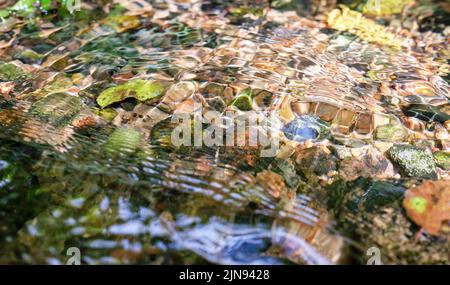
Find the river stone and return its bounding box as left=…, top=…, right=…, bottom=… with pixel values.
left=403, top=104, right=450, bottom=124
left=339, top=148, right=395, bottom=181
left=374, top=123, right=407, bottom=142
left=387, top=145, right=436, bottom=178
left=0, top=63, right=30, bottom=82
left=434, top=151, right=450, bottom=170
left=328, top=179, right=405, bottom=213
left=295, top=146, right=337, bottom=176
left=283, top=115, right=330, bottom=142
left=29, top=93, right=83, bottom=127
left=272, top=158, right=301, bottom=188
left=105, top=127, right=142, bottom=155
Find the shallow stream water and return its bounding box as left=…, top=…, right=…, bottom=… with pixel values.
left=0, top=0, right=449, bottom=264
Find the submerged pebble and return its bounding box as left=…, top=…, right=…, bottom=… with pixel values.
left=0, top=0, right=449, bottom=265
left=104, top=127, right=142, bottom=155
left=387, top=145, right=437, bottom=179
left=283, top=115, right=330, bottom=142
left=374, top=123, right=408, bottom=142
left=29, top=93, right=83, bottom=127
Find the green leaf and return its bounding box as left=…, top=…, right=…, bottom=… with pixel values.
left=230, top=88, right=253, bottom=111
left=96, top=79, right=166, bottom=108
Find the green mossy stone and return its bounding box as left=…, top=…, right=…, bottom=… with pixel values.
left=434, top=151, right=450, bottom=170
left=29, top=93, right=83, bottom=127
left=104, top=128, right=142, bottom=155
left=362, top=181, right=405, bottom=212
left=374, top=124, right=407, bottom=142
left=0, top=63, right=31, bottom=82
left=387, top=145, right=437, bottom=178
left=272, top=158, right=301, bottom=188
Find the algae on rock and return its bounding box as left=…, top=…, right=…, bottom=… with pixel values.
left=387, top=145, right=437, bottom=179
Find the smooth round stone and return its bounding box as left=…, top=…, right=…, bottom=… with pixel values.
left=374, top=123, right=408, bottom=142
left=105, top=127, right=142, bottom=155
left=283, top=115, right=330, bottom=142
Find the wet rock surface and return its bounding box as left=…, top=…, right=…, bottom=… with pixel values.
left=0, top=0, right=448, bottom=265
left=387, top=145, right=437, bottom=179
left=374, top=124, right=408, bottom=142
left=283, top=115, right=330, bottom=142
left=29, top=93, right=83, bottom=127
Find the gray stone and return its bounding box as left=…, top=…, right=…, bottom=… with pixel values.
left=387, top=145, right=436, bottom=178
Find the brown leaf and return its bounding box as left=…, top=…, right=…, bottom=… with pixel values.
left=403, top=180, right=450, bottom=235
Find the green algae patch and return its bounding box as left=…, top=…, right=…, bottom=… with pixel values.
left=434, top=151, right=450, bottom=170
left=230, top=7, right=264, bottom=17
left=0, top=0, right=52, bottom=18
left=92, top=108, right=118, bottom=122
left=102, top=14, right=141, bottom=33
left=407, top=197, right=428, bottom=214
left=0, top=0, right=71, bottom=18
left=0, top=63, right=31, bottom=82
left=27, top=76, right=74, bottom=98
left=362, top=0, right=414, bottom=16
left=96, top=79, right=167, bottom=108
left=327, top=6, right=404, bottom=49
left=16, top=49, right=45, bottom=62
